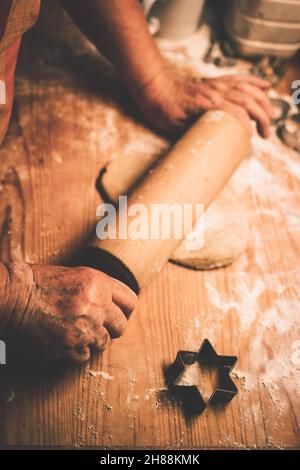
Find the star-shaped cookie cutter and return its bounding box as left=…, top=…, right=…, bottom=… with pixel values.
left=166, top=339, right=238, bottom=415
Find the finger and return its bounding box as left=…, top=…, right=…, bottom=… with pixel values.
left=90, top=325, right=110, bottom=351
left=184, top=97, right=212, bottom=118
left=235, top=75, right=271, bottom=89
left=67, top=321, right=110, bottom=360
left=195, top=83, right=223, bottom=107
left=192, top=93, right=214, bottom=110
left=205, top=75, right=271, bottom=92
left=219, top=101, right=252, bottom=134
left=104, top=303, right=128, bottom=338
left=203, top=77, right=230, bottom=93
left=237, top=83, right=274, bottom=118
left=181, top=86, right=217, bottom=115
left=65, top=342, right=91, bottom=364
left=63, top=317, right=95, bottom=363
left=111, top=277, right=137, bottom=317
left=227, top=92, right=271, bottom=137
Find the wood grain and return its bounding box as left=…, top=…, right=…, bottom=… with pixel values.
left=0, top=1, right=299, bottom=449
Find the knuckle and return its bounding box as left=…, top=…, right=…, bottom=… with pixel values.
left=73, top=316, right=92, bottom=334
left=112, top=317, right=127, bottom=338
left=105, top=306, right=128, bottom=338
left=62, top=327, right=80, bottom=349
left=241, top=95, right=251, bottom=107
left=75, top=265, right=95, bottom=278
left=78, top=270, right=111, bottom=304
left=204, top=90, right=221, bottom=106
left=97, top=329, right=110, bottom=351
left=63, top=318, right=91, bottom=346
left=73, top=344, right=91, bottom=364
left=76, top=266, right=106, bottom=286
left=238, top=107, right=249, bottom=119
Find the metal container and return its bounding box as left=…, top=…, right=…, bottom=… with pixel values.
left=147, top=0, right=205, bottom=39
left=227, top=0, right=300, bottom=57
left=225, top=32, right=300, bottom=57
left=279, top=114, right=300, bottom=152
left=228, top=7, right=300, bottom=43
left=240, top=0, right=300, bottom=23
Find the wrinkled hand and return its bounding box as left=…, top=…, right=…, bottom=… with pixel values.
left=4, top=263, right=137, bottom=364
left=136, top=68, right=273, bottom=138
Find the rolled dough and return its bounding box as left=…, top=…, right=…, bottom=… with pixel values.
left=97, top=154, right=249, bottom=271
left=171, top=184, right=249, bottom=270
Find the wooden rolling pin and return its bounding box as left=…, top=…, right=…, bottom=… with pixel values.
left=81, top=110, right=251, bottom=293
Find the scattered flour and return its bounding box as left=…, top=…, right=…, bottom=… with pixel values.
left=205, top=276, right=266, bottom=331
left=202, top=110, right=226, bottom=122
left=5, top=389, right=15, bottom=403
left=204, top=269, right=300, bottom=400
left=86, top=369, right=114, bottom=380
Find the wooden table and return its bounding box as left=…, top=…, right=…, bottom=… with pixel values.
left=0, top=2, right=299, bottom=449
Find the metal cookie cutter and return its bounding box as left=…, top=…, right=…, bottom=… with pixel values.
left=166, top=339, right=238, bottom=416
left=278, top=114, right=300, bottom=153
left=270, top=98, right=291, bottom=126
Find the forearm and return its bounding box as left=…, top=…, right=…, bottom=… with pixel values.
left=0, top=262, right=33, bottom=335
left=60, top=0, right=166, bottom=99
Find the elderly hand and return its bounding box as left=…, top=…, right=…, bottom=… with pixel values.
left=136, top=68, right=273, bottom=138
left=1, top=263, right=137, bottom=364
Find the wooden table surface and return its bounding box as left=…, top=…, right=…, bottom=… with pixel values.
left=0, top=2, right=299, bottom=449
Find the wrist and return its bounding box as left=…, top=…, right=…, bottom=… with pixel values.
left=0, top=262, right=34, bottom=335
left=129, top=64, right=171, bottom=108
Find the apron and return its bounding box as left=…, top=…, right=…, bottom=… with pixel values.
left=0, top=0, right=40, bottom=144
